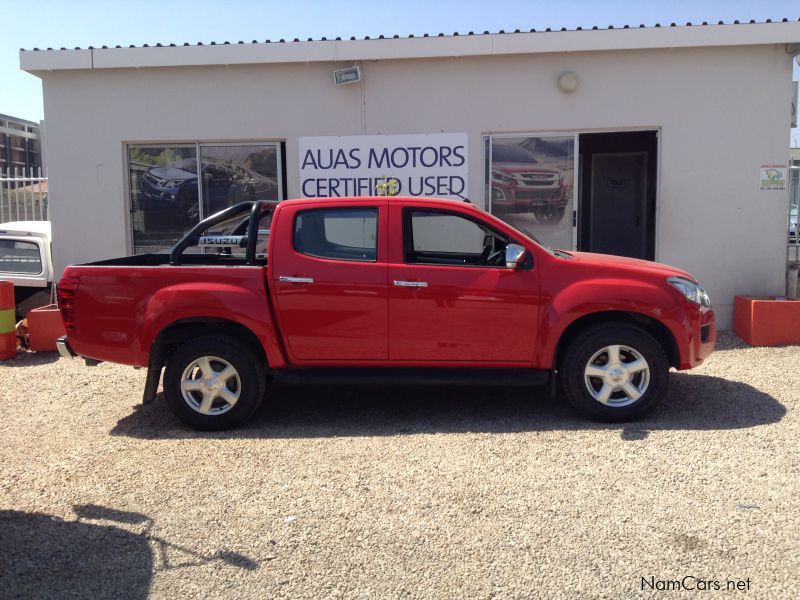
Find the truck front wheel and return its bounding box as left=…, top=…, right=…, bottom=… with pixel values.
left=163, top=335, right=266, bottom=430
left=559, top=323, right=669, bottom=422
left=532, top=205, right=565, bottom=223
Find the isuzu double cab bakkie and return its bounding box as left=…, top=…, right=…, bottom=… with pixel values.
left=56, top=197, right=715, bottom=430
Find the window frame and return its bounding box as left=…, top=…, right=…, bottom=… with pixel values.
left=293, top=206, right=379, bottom=263
left=402, top=207, right=511, bottom=269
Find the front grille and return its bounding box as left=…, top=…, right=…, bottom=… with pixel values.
left=518, top=173, right=556, bottom=186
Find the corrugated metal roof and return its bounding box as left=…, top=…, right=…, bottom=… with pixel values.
left=18, top=18, right=800, bottom=52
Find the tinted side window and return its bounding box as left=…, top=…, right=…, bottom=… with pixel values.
left=294, top=208, right=377, bottom=262
left=406, top=210, right=509, bottom=267
left=411, top=212, right=485, bottom=254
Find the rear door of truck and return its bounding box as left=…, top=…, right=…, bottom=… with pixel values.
left=268, top=199, right=389, bottom=362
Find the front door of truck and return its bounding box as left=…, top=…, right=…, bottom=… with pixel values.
left=270, top=201, right=388, bottom=361
left=388, top=205, right=540, bottom=363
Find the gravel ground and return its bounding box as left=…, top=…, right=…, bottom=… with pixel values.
left=1, top=332, right=798, bottom=599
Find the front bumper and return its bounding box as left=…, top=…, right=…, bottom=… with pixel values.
left=56, top=335, right=77, bottom=358
left=696, top=309, right=716, bottom=362
left=679, top=308, right=716, bottom=369
left=492, top=184, right=567, bottom=211
left=513, top=187, right=566, bottom=208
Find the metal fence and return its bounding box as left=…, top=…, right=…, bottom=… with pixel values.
left=0, top=167, right=48, bottom=223
left=788, top=165, right=799, bottom=258
left=788, top=165, right=800, bottom=296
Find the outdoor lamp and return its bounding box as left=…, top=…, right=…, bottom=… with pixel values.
left=557, top=71, right=579, bottom=93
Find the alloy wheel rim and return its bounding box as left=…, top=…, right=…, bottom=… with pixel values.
left=180, top=356, right=241, bottom=416
left=584, top=344, right=650, bottom=407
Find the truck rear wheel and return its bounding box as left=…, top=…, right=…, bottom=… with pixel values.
left=163, top=335, right=266, bottom=431
left=559, top=323, right=669, bottom=422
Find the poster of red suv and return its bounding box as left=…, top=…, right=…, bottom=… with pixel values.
left=489, top=135, right=574, bottom=250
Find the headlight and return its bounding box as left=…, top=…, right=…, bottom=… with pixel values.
left=667, top=276, right=711, bottom=308
left=493, top=170, right=516, bottom=184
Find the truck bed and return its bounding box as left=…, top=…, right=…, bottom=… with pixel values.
left=62, top=260, right=271, bottom=367
left=86, top=253, right=267, bottom=268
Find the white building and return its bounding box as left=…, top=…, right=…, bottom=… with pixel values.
left=20, top=20, right=800, bottom=327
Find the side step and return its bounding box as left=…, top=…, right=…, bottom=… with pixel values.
left=272, top=367, right=550, bottom=388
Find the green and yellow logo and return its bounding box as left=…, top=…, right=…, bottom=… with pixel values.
left=375, top=177, right=400, bottom=196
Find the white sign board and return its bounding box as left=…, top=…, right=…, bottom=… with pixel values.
left=759, top=164, right=787, bottom=191
left=299, top=133, right=468, bottom=200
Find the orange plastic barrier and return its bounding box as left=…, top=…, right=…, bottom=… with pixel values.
left=733, top=295, right=800, bottom=346
left=0, top=281, right=16, bottom=360
left=27, top=304, right=66, bottom=352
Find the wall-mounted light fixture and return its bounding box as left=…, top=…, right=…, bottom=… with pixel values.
left=557, top=71, right=579, bottom=93
left=334, top=65, right=362, bottom=85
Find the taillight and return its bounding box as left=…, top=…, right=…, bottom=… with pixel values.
left=57, top=276, right=80, bottom=334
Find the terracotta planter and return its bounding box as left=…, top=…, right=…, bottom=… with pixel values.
left=733, top=295, right=800, bottom=346
left=27, top=304, right=66, bottom=352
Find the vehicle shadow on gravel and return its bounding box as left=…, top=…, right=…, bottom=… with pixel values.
left=0, top=505, right=258, bottom=600
left=0, top=507, right=152, bottom=599
left=111, top=372, right=785, bottom=441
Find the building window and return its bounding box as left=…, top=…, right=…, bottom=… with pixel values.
left=484, top=134, right=576, bottom=250
left=127, top=142, right=283, bottom=254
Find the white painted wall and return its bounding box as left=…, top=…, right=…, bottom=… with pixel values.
left=37, top=44, right=793, bottom=327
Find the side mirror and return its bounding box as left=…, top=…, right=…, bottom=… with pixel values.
left=505, top=243, right=527, bottom=270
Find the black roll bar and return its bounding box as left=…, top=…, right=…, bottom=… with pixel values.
left=169, top=200, right=267, bottom=266
left=246, top=201, right=265, bottom=265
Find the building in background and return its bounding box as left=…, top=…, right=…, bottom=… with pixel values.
left=19, top=20, right=800, bottom=327
left=0, top=113, right=42, bottom=175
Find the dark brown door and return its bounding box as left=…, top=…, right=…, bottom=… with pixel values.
left=590, top=152, right=647, bottom=258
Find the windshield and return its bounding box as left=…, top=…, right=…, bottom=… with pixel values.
left=506, top=224, right=571, bottom=258
left=0, top=239, right=43, bottom=274
left=173, top=158, right=198, bottom=174
left=492, top=144, right=539, bottom=164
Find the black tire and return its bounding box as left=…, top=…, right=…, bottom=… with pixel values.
left=532, top=205, right=566, bottom=224
left=559, top=323, right=669, bottom=422
left=163, top=335, right=266, bottom=431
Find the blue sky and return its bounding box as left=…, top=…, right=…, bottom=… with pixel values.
left=3, top=0, right=799, bottom=144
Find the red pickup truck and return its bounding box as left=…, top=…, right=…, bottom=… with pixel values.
left=56, top=197, right=715, bottom=430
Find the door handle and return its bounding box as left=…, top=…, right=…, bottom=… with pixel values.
left=279, top=276, right=314, bottom=284
left=393, top=280, right=428, bottom=288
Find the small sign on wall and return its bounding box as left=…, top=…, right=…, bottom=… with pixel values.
left=759, top=164, right=787, bottom=191
left=607, top=176, right=629, bottom=188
